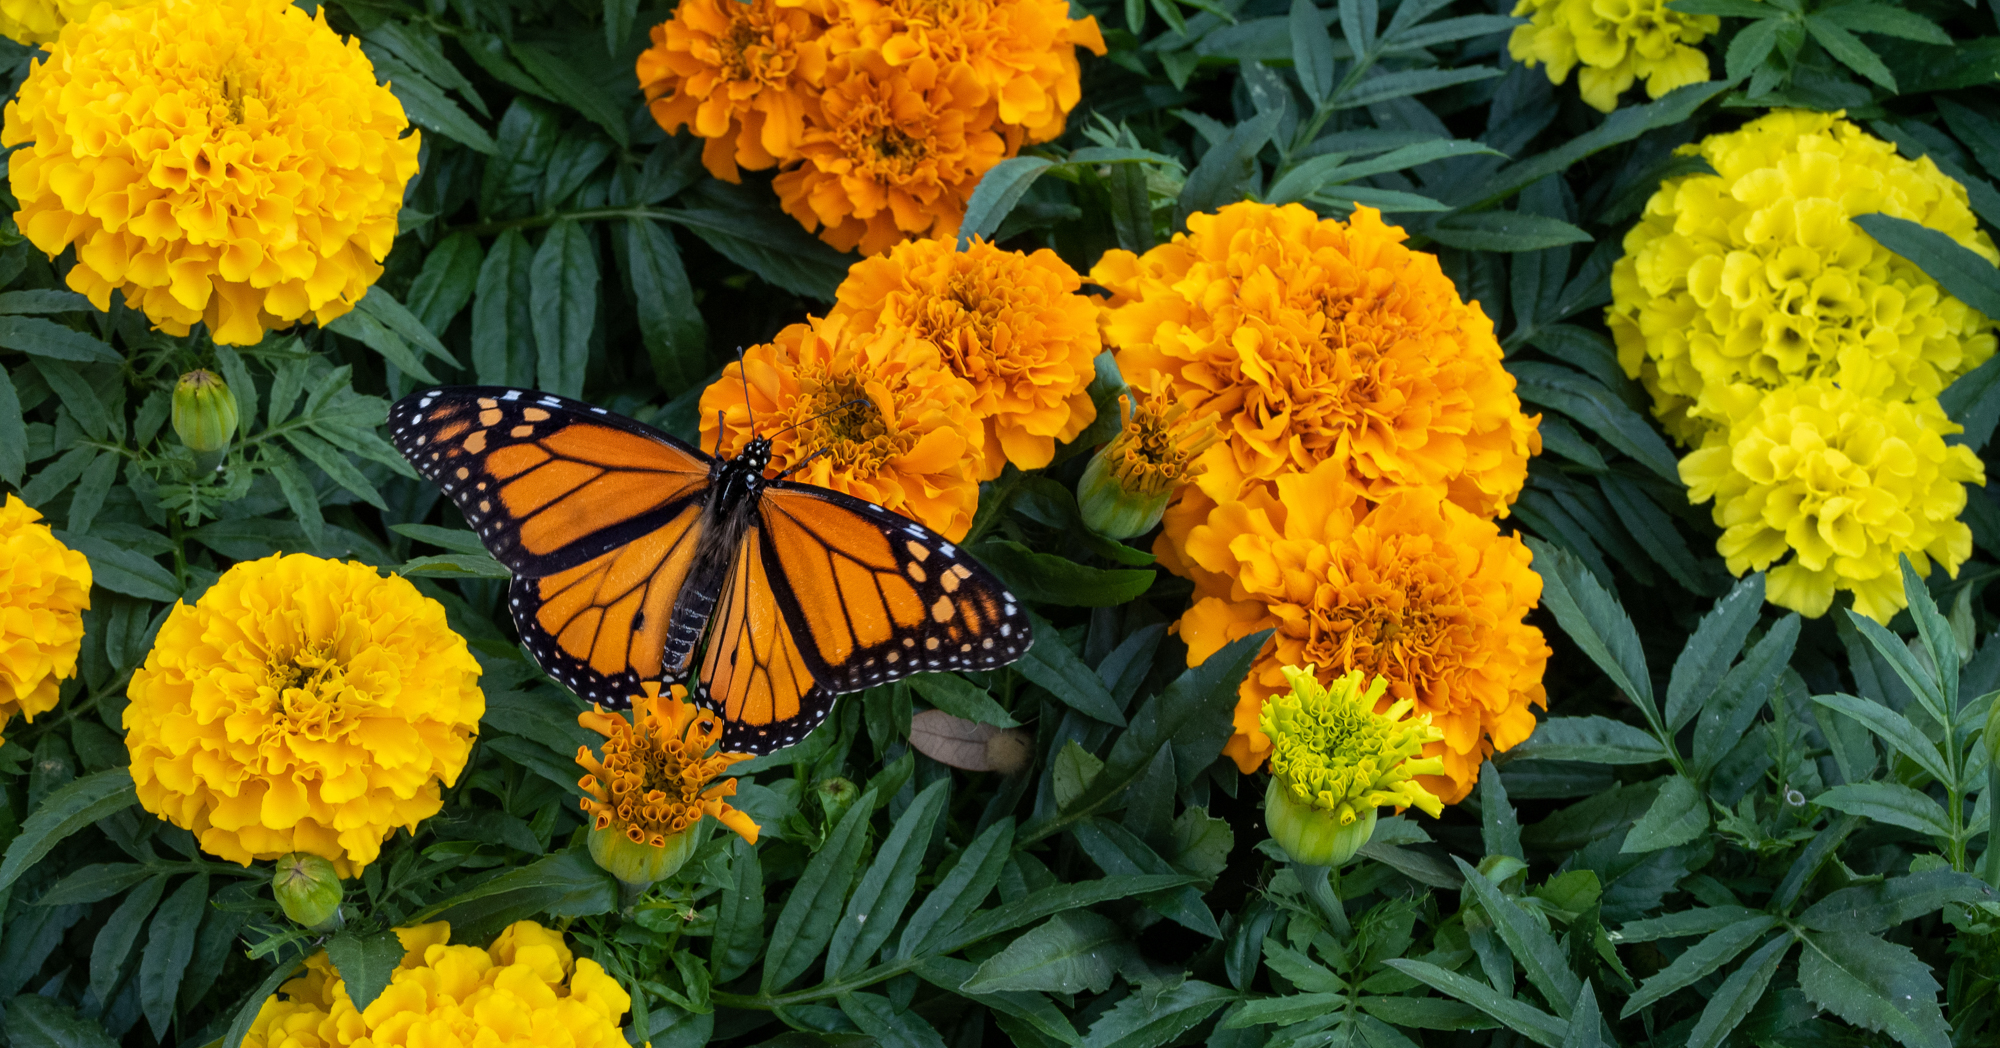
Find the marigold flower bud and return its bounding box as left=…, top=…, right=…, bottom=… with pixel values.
left=1266, top=777, right=1378, bottom=867
left=589, top=818, right=704, bottom=892
left=172, top=370, right=238, bottom=469
left=1078, top=379, right=1218, bottom=540
left=816, top=777, right=859, bottom=824
left=272, top=852, right=344, bottom=931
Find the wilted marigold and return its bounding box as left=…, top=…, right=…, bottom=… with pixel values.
left=831, top=236, right=1100, bottom=477
left=1680, top=379, right=1984, bottom=622
left=242, top=920, right=633, bottom=1048
left=0, top=495, right=91, bottom=746
left=636, top=0, right=829, bottom=182
left=773, top=51, right=1005, bottom=254
left=0, top=0, right=144, bottom=45
left=1610, top=110, right=1999, bottom=446
left=1508, top=0, right=1717, bottom=113
left=702, top=312, right=985, bottom=540
left=2, top=0, right=421, bottom=346
left=124, top=554, right=483, bottom=876
left=1179, top=459, right=1550, bottom=804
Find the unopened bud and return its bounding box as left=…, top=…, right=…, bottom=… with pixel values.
left=272, top=853, right=344, bottom=931
left=173, top=370, right=238, bottom=469
left=1264, top=776, right=1377, bottom=868
left=1076, top=380, right=1217, bottom=540
left=816, top=777, right=859, bottom=825
left=588, top=820, right=701, bottom=898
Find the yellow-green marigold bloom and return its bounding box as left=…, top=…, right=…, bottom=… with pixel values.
left=0, top=494, right=91, bottom=747
left=1262, top=665, right=1446, bottom=859
left=1610, top=110, right=2000, bottom=447
left=1508, top=0, right=1718, bottom=113
left=0, top=0, right=145, bottom=45
left=2, top=0, right=421, bottom=345
left=1680, top=379, right=1985, bottom=622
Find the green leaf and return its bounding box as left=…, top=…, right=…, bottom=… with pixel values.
left=36, top=863, right=153, bottom=907
left=1455, top=857, right=1583, bottom=1018
left=0, top=316, right=120, bottom=364
left=763, top=787, right=879, bottom=992
left=976, top=540, right=1154, bottom=607
left=1467, top=80, right=1733, bottom=211
left=1895, top=557, right=1958, bottom=713
left=1523, top=538, right=1655, bottom=714
left=268, top=454, right=326, bottom=553
left=32, top=359, right=110, bottom=440
left=1080, top=979, right=1234, bottom=1048
left=962, top=911, right=1125, bottom=994
left=958, top=157, right=1058, bottom=248
left=664, top=194, right=849, bottom=301
left=827, top=780, right=948, bottom=978
left=1842, top=611, right=1948, bottom=726
left=1664, top=574, right=1765, bottom=731
left=1691, top=614, right=1799, bottom=778
left=4, top=995, right=120, bottom=1048
left=411, top=847, right=617, bottom=943
left=1073, top=819, right=1219, bottom=937
left=711, top=836, right=765, bottom=983
left=1383, top=960, right=1569, bottom=1047
left=139, top=874, right=207, bottom=1039
left=1796, top=930, right=1949, bottom=1048
left=916, top=956, right=1080, bottom=1045
left=507, top=42, right=630, bottom=147
left=623, top=220, right=709, bottom=395
left=1684, top=931, right=1793, bottom=1048
left=1613, top=905, right=1762, bottom=944
left=531, top=221, right=599, bottom=400
left=899, top=817, right=1012, bottom=957
left=214, top=346, right=258, bottom=441
left=1560, top=982, right=1603, bottom=1048
left=1855, top=213, right=2000, bottom=338
left=357, top=287, right=460, bottom=371
left=1177, top=111, right=1282, bottom=226
left=1725, top=16, right=1782, bottom=81
left=325, top=929, right=406, bottom=1013
left=1798, top=869, right=1997, bottom=933
left=1810, top=693, right=1952, bottom=787
left=65, top=451, right=116, bottom=536
left=1017, top=613, right=1127, bottom=725
left=1506, top=716, right=1666, bottom=765
left=1290, top=0, right=1335, bottom=104
left=1511, top=363, right=1679, bottom=482
left=221, top=959, right=303, bottom=1048
left=407, top=232, right=484, bottom=338
left=839, top=992, right=949, bottom=1048
left=472, top=228, right=537, bottom=387
left=1621, top=774, right=1708, bottom=853
left=373, top=52, right=498, bottom=154
left=1815, top=2, right=1949, bottom=44
left=949, top=874, right=1199, bottom=948
left=287, top=430, right=386, bottom=510
left=1356, top=996, right=1496, bottom=1032
left=1620, top=915, right=1777, bottom=1017
left=907, top=673, right=1018, bottom=727
left=1937, top=97, right=2000, bottom=182
left=362, top=22, right=487, bottom=115
left=327, top=301, right=438, bottom=383
left=62, top=534, right=180, bottom=602
left=1814, top=782, right=1953, bottom=837
left=604, top=0, right=641, bottom=52
left=399, top=552, right=513, bottom=580
left=1426, top=211, right=1593, bottom=252
left=0, top=769, right=137, bottom=895
left=89, top=873, right=167, bottom=1010
left=1333, top=66, right=1502, bottom=110
left=0, top=367, right=23, bottom=487
left=1803, top=14, right=1896, bottom=88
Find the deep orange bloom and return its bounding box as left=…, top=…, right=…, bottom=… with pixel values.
left=831, top=237, right=1100, bottom=477
left=577, top=682, right=759, bottom=848
left=635, top=0, right=829, bottom=182
left=1178, top=460, right=1550, bottom=804
left=700, top=312, right=984, bottom=539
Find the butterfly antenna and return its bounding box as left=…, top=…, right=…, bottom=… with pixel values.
left=773, top=444, right=837, bottom=482
left=737, top=345, right=755, bottom=438
left=766, top=397, right=870, bottom=444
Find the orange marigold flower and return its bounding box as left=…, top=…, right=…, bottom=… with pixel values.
left=636, top=0, right=830, bottom=182
left=826, top=0, right=1105, bottom=144
left=2, top=0, right=421, bottom=345
left=577, top=681, right=760, bottom=854
left=1177, top=459, right=1550, bottom=804
left=700, top=312, right=984, bottom=539
left=831, top=236, right=1100, bottom=477
left=773, top=51, right=1006, bottom=255
left=1092, top=202, right=1541, bottom=580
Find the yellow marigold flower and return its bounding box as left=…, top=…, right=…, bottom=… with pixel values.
left=1680, top=379, right=1985, bottom=622
left=636, top=0, right=830, bottom=183
left=773, top=50, right=1007, bottom=255
left=1610, top=110, right=2000, bottom=447
left=701, top=312, right=985, bottom=540
left=0, top=494, right=91, bottom=747
left=831, top=236, right=1100, bottom=477
left=124, top=554, right=483, bottom=876
left=2, top=0, right=421, bottom=346
left=0, top=0, right=144, bottom=45
left=1077, top=375, right=1219, bottom=539
left=241, top=920, right=633, bottom=1048
left=825, top=0, right=1105, bottom=145
left=1507, top=0, right=1718, bottom=113
left=1266, top=665, right=1445, bottom=814
left=1178, top=459, right=1550, bottom=804
left=1093, top=202, right=1540, bottom=579
left=577, top=681, right=758, bottom=886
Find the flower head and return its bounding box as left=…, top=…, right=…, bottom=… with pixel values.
left=272, top=852, right=344, bottom=930
left=1508, top=0, right=1717, bottom=112
left=173, top=369, right=239, bottom=456
left=1611, top=111, right=1999, bottom=446
left=0, top=0, right=144, bottom=45
left=1264, top=665, right=1446, bottom=824
left=0, top=495, right=91, bottom=746
left=2, top=0, right=421, bottom=345
left=772, top=50, right=1006, bottom=254
left=576, top=681, right=759, bottom=884
left=1680, top=379, right=1984, bottom=621
left=1093, top=202, right=1540, bottom=578
left=1178, top=459, right=1550, bottom=803
left=831, top=236, right=1101, bottom=477
left=1078, top=375, right=1219, bottom=539
left=636, top=0, right=830, bottom=182
left=241, top=920, right=633, bottom=1048
left=700, top=312, right=985, bottom=539
left=124, top=554, right=483, bottom=876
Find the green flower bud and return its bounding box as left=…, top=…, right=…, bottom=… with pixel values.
left=816, top=776, right=859, bottom=825
left=1266, top=775, right=1377, bottom=867
left=1077, top=382, right=1218, bottom=540
left=173, top=369, right=239, bottom=469
left=272, top=853, right=344, bottom=931
left=589, top=818, right=702, bottom=895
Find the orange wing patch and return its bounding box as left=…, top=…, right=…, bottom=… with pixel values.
left=700, top=525, right=821, bottom=751
left=533, top=504, right=705, bottom=682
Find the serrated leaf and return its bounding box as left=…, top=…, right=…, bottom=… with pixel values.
left=4, top=995, right=120, bottom=1048
left=1523, top=538, right=1655, bottom=713
left=1797, top=930, right=1949, bottom=1048
left=507, top=42, right=630, bottom=147
left=1177, top=111, right=1282, bottom=226
left=1427, top=211, right=1592, bottom=252
left=89, top=873, right=167, bottom=1010
left=826, top=780, right=948, bottom=978
left=325, top=929, right=405, bottom=1013
left=839, top=991, right=949, bottom=1048
left=1511, top=362, right=1680, bottom=481
left=0, top=368, right=23, bottom=487
left=1691, top=614, right=1799, bottom=777
left=531, top=220, right=598, bottom=400
left=623, top=220, right=708, bottom=395
left=958, top=157, right=1058, bottom=248
left=962, top=911, right=1126, bottom=994
left=762, top=787, right=879, bottom=992
left=1081, top=978, right=1234, bottom=1048
left=0, top=316, right=120, bottom=364
left=373, top=53, right=497, bottom=154
left=1018, top=614, right=1126, bottom=726
left=977, top=540, right=1154, bottom=608
left=287, top=430, right=386, bottom=510
left=1665, top=575, right=1766, bottom=731
left=907, top=674, right=1018, bottom=728
left=1455, top=857, right=1583, bottom=1017
left=0, top=769, right=137, bottom=894
left=1685, top=931, right=1792, bottom=1048
left=1290, top=0, right=1335, bottom=104
left=409, top=847, right=616, bottom=944
left=711, top=836, right=765, bottom=983
left=1507, top=716, right=1666, bottom=765
left=1383, top=960, right=1569, bottom=1047
left=1333, top=66, right=1502, bottom=110
left=900, top=818, right=1012, bottom=957
left=1621, top=915, right=1777, bottom=1017
left=1612, top=905, right=1761, bottom=944
left=1810, top=693, right=1952, bottom=787
left=1798, top=869, right=1997, bottom=933
left=138, top=874, right=207, bottom=1039
left=1814, top=782, right=1953, bottom=838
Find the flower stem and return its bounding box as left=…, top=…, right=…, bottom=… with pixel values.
left=1297, top=862, right=1350, bottom=938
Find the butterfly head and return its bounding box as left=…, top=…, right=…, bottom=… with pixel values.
left=735, top=436, right=773, bottom=474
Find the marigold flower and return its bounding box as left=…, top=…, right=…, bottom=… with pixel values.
left=1680, top=379, right=1985, bottom=622
left=577, top=681, right=758, bottom=886
left=2, top=0, right=421, bottom=345
left=701, top=312, right=985, bottom=540
left=1094, top=202, right=1540, bottom=579
left=0, top=495, right=91, bottom=747
left=1507, top=0, right=1717, bottom=112
left=636, top=0, right=830, bottom=182
left=773, top=50, right=1006, bottom=254
left=124, top=554, right=483, bottom=876
left=1077, top=375, right=1219, bottom=539
left=1610, top=111, right=1999, bottom=446
left=831, top=236, right=1100, bottom=477
left=825, top=0, right=1105, bottom=144
left=241, top=920, right=633, bottom=1048
left=0, top=0, right=144, bottom=45
left=1178, top=460, right=1550, bottom=803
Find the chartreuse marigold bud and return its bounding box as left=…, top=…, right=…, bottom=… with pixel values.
left=816, top=777, right=859, bottom=825
left=173, top=370, right=239, bottom=470
left=272, top=852, right=344, bottom=931
left=576, top=682, right=760, bottom=893
left=1261, top=665, right=1445, bottom=866
left=1078, top=376, right=1219, bottom=539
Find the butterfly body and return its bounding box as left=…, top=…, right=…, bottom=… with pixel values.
left=391, top=386, right=1030, bottom=753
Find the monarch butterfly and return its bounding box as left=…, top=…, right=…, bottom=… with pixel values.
left=389, top=386, right=1032, bottom=754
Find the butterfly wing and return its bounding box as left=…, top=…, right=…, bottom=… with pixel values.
left=390, top=387, right=717, bottom=707
left=696, top=516, right=833, bottom=754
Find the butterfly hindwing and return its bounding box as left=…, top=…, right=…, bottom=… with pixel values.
left=696, top=519, right=835, bottom=753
